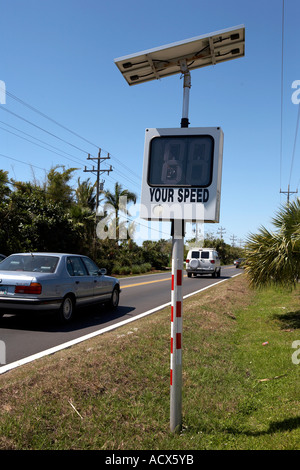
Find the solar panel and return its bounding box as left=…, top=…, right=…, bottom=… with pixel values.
left=114, top=25, right=245, bottom=86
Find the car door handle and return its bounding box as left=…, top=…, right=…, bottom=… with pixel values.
left=75, top=281, right=80, bottom=284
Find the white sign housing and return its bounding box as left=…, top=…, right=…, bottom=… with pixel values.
left=140, top=127, right=224, bottom=223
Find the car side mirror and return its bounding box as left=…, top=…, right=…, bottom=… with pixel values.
left=99, top=268, right=107, bottom=275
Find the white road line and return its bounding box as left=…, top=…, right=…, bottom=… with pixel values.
left=0, top=273, right=241, bottom=375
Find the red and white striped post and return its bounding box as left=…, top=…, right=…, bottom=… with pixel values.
left=170, top=221, right=184, bottom=433
left=170, top=62, right=190, bottom=433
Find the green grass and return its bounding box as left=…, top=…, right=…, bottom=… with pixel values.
left=0, top=275, right=300, bottom=450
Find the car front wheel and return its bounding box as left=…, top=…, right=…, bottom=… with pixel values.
left=109, top=287, right=119, bottom=309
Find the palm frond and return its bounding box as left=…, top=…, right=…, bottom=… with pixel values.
left=245, top=198, right=300, bottom=288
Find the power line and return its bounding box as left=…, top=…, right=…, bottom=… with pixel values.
left=0, top=124, right=88, bottom=168
left=1, top=89, right=143, bottom=204
left=0, top=120, right=141, bottom=191
left=125, top=214, right=171, bottom=238
left=5, top=89, right=100, bottom=149
left=278, top=0, right=299, bottom=199
left=0, top=152, right=47, bottom=172
left=0, top=119, right=83, bottom=159
left=0, top=106, right=92, bottom=156
left=4, top=89, right=141, bottom=181
left=288, top=103, right=300, bottom=188
left=280, top=0, right=285, bottom=193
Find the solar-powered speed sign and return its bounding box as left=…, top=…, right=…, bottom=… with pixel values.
left=140, top=126, right=224, bottom=223
left=114, top=24, right=244, bottom=435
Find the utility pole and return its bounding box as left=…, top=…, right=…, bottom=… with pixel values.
left=84, top=149, right=113, bottom=213
left=217, top=226, right=226, bottom=240
left=280, top=185, right=298, bottom=204
left=84, top=150, right=113, bottom=257
left=230, top=234, right=237, bottom=247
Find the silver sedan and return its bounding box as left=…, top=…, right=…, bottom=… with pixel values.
left=0, top=253, right=121, bottom=323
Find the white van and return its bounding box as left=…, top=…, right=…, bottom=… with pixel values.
left=186, top=248, right=221, bottom=278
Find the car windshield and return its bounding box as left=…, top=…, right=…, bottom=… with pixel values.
left=0, top=255, right=59, bottom=273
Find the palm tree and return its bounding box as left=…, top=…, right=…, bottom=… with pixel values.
left=245, top=198, right=300, bottom=288
left=75, top=177, right=96, bottom=211
left=101, top=182, right=137, bottom=241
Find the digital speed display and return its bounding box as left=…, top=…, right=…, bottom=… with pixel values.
left=140, top=127, right=223, bottom=222
left=147, top=135, right=214, bottom=187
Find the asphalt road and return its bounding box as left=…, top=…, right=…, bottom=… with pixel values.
left=0, top=265, right=241, bottom=370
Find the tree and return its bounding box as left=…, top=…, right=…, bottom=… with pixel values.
left=75, top=177, right=96, bottom=211
left=142, top=239, right=170, bottom=269
left=245, top=198, right=300, bottom=288
left=0, top=170, right=11, bottom=202
left=46, top=165, right=77, bottom=207
left=101, top=182, right=137, bottom=241
left=0, top=177, right=84, bottom=254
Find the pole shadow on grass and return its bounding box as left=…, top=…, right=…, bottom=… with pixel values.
left=272, top=310, right=300, bottom=330
left=225, top=416, right=300, bottom=437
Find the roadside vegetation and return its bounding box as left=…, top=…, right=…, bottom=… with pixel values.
left=1, top=274, right=300, bottom=450
left=0, top=168, right=170, bottom=273
left=245, top=198, right=300, bottom=288
left=0, top=167, right=244, bottom=275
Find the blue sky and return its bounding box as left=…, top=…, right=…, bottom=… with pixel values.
left=1, top=0, right=300, bottom=246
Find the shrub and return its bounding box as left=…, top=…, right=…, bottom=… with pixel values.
left=112, top=263, right=122, bottom=274
left=141, top=262, right=151, bottom=272
left=119, top=265, right=131, bottom=275
left=142, top=240, right=170, bottom=269
left=131, top=265, right=142, bottom=274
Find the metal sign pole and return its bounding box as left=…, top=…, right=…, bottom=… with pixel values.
left=180, top=60, right=191, bottom=128
left=170, top=62, right=191, bottom=433
left=170, top=220, right=184, bottom=433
